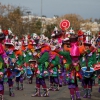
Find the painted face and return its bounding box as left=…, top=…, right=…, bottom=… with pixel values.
left=97, top=41, right=100, bottom=46
left=63, top=44, right=68, bottom=51
left=73, top=62, right=78, bottom=66
left=84, top=45, right=90, bottom=51
left=33, top=33, right=38, bottom=40
left=30, top=63, right=35, bottom=68
left=0, top=74, right=3, bottom=79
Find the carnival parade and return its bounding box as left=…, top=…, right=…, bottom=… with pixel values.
left=0, top=17, right=100, bottom=100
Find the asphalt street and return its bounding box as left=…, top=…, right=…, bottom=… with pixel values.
left=3, top=78, right=100, bottom=100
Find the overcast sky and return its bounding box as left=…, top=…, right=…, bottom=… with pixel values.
left=0, top=0, right=100, bottom=19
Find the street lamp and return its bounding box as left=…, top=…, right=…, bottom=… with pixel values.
left=41, top=0, right=42, bottom=19
left=26, top=11, right=31, bottom=34
left=41, top=0, right=43, bottom=34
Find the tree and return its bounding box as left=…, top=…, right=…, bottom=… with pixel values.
left=45, top=24, right=57, bottom=38
left=0, top=3, right=98, bottom=38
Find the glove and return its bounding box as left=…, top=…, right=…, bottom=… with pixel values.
left=88, top=52, right=92, bottom=56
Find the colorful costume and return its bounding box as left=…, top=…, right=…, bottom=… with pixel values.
left=55, top=34, right=82, bottom=100
left=49, top=51, right=60, bottom=91
left=81, top=66, right=95, bottom=98
left=0, top=31, right=8, bottom=99
left=32, top=43, right=50, bottom=97
left=81, top=40, right=97, bottom=98
left=15, top=67, right=24, bottom=90
left=0, top=72, right=4, bottom=100
left=4, top=34, right=16, bottom=96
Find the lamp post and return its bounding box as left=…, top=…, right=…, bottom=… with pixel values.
left=41, top=0, right=42, bottom=19
left=26, top=11, right=31, bottom=34
left=41, top=0, right=43, bottom=34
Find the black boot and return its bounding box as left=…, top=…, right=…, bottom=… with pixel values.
left=70, top=95, right=75, bottom=100
left=98, top=86, right=100, bottom=92
left=87, top=88, right=91, bottom=98
left=31, top=88, right=41, bottom=97
left=54, top=84, right=59, bottom=91
left=83, top=89, right=88, bottom=98
left=49, top=83, right=54, bottom=91
left=16, top=82, right=19, bottom=90
left=9, top=87, right=14, bottom=97
left=30, top=76, right=33, bottom=84
left=30, top=79, right=32, bottom=84
left=41, top=88, right=49, bottom=97
left=76, top=91, right=81, bottom=100
left=20, top=83, right=23, bottom=90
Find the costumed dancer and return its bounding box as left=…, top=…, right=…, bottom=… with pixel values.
left=15, top=47, right=24, bottom=90
left=22, top=35, right=34, bottom=84
left=14, top=37, right=24, bottom=90
left=67, top=34, right=82, bottom=100
left=50, top=27, right=66, bottom=87
left=0, top=28, right=14, bottom=97
left=0, top=72, right=4, bottom=100
left=94, top=63, right=100, bottom=93
left=4, top=32, right=19, bottom=97
left=15, top=65, right=24, bottom=90
left=81, top=63, right=95, bottom=98
left=25, top=62, right=33, bottom=84
left=29, top=60, right=37, bottom=84
left=55, top=33, right=82, bottom=100
left=81, top=40, right=97, bottom=98
left=61, top=33, right=71, bottom=86
left=0, top=29, right=5, bottom=100
left=58, top=56, right=66, bottom=87
left=94, top=32, right=100, bottom=92
left=31, top=35, right=50, bottom=97
left=26, top=35, right=36, bottom=84
left=49, top=46, right=60, bottom=91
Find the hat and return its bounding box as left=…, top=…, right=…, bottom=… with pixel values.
left=0, top=33, right=5, bottom=41
left=23, top=40, right=28, bottom=46
left=32, top=33, right=39, bottom=40
left=14, top=41, right=22, bottom=51
left=62, top=38, right=70, bottom=45
left=0, top=27, right=5, bottom=41
left=5, top=38, right=14, bottom=46
left=8, top=28, right=13, bottom=35
left=63, top=37, right=70, bottom=42
left=51, top=26, right=61, bottom=38
left=2, top=30, right=8, bottom=36
left=84, top=30, right=91, bottom=36
left=15, top=36, right=18, bottom=41
left=69, top=27, right=75, bottom=34
left=29, top=59, right=36, bottom=63
left=41, top=45, right=51, bottom=53
left=70, top=34, right=78, bottom=43
left=84, top=40, right=91, bottom=46
left=96, top=38, right=100, bottom=43
left=77, top=30, right=84, bottom=36
left=39, top=35, right=49, bottom=45
left=97, top=32, right=100, bottom=39
left=28, top=39, right=36, bottom=45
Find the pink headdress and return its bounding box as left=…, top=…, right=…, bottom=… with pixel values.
left=70, top=42, right=80, bottom=57
left=0, top=72, right=3, bottom=75
left=70, top=34, right=80, bottom=62
left=0, top=43, right=4, bottom=54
